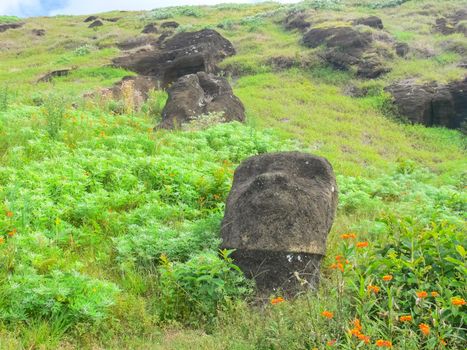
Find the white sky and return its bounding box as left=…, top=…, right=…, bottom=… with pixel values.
left=1, top=0, right=300, bottom=17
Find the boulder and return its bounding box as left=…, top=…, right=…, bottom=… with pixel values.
left=303, top=26, right=372, bottom=50
left=221, top=152, right=338, bottom=295
left=386, top=78, right=467, bottom=129
left=88, top=20, right=103, bottom=28
left=0, top=22, right=24, bottom=33
left=161, top=21, right=179, bottom=29
left=158, top=72, right=245, bottom=129
left=113, top=29, right=236, bottom=87
left=283, top=12, right=311, bottom=32
left=32, top=29, right=46, bottom=36
left=37, top=69, right=73, bottom=83
left=142, top=23, right=158, bottom=34
left=84, top=16, right=98, bottom=23
left=354, top=16, right=384, bottom=29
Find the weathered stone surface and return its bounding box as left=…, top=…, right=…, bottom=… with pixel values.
left=0, top=22, right=24, bottom=33
left=84, top=16, right=98, bottom=23
left=354, top=16, right=384, bottom=29
left=88, top=20, right=103, bottom=28
left=221, top=152, right=338, bottom=294
left=158, top=72, right=245, bottom=129
left=302, top=25, right=394, bottom=78
left=113, top=29, right=235, bottom=87
left=283, top=11, right=311, bottom=32
left=142, top=23, right=158, bottom=34
left=37, top=69, right=73, bottom=83
left=386, top=77, right=467, bottom=129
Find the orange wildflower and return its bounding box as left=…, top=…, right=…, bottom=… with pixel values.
left=353, top=319, right=362, bottom=331
left=335, top=255, right=343, bottom=261
left=271, top=297, right=285, bottom=305
left=440, top=339, right=447, bottom=347
left=431, top=291, right=439, bottom=297
left=375, top=339, right=393, bottom=348
left=356, top=241, right=369, bottom=248
left=416, top=291, right=428, bottom=299
left=321, top=310, right=334, bottom=319
left=0, top=237, right=4, bottom=245
left=330, top=263, right=344, bottom=272
left=367, top=285, right=380, bottom=294
left=419, top=323, right=430, bottom=336
left=399, top=315, right=412, bottom=322
left=382, top=275, right=393, bottom=281
left=326, top=339, right=336, bottom=346
left=7, top=228, right=16, bottom=237
left=357, top=333, right=371, bottom=344
left=451, top=297, right=466, bottom=306
left=341, top=233, right=357, bottom=240
left=6, top=211, right=13, bottom=217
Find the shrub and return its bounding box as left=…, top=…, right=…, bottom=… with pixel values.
left=156, top=250, right=252, bottom=325
left=43, top=95, right=68, bottom=140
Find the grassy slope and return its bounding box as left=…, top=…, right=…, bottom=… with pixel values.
left=0, top=1, right=465, bottom=349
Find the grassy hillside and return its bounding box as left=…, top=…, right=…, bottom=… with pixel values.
left=0, top=0, right=465, bottom=349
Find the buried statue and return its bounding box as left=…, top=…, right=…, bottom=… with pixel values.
left=221, top=152, right=338, bottom=296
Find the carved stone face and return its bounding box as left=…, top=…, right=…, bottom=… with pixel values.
left=221, top=152, right=338, bottom=256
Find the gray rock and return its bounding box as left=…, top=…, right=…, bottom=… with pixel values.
left=221, top=152, right=338, bottom=295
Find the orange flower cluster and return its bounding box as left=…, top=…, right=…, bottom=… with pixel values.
left=0, top=237, right=4, bottom=245
left=431, top=291, right=439, bottom=297
left=340, top=233, right=357, bottom=240
left=419, top=323, right=430, bottom=336
left=8, top=228, right=16, bottom=237
left=330, top=255, right=351, bottom=272
left=399, top=315, right=412, bottom=322
left=321, top=310, right=334, bottom=319
left=451, top=297, right=466, bottom=306
left=375, top=339, right=393, bottom=348
left=326, top=339, right=336, bottom=346
left=356, top=241, right=369, bottom=248
left=416, top=291, right=428, bottom=299
left=349, top=319, right=370, bottom=344
left=382, top=275, right=393, bottom=281
left=271, top=297, right=284, bottom=305
left=367, top=285, right=380, bottom=294
left=6, top=211, right=13, bottom=217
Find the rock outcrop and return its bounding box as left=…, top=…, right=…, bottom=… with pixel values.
left=161, top=21, right=179, bottom=29
left=0, top=22, right=24, bottom=33
left=221, top=152, right=338, bottom=295
left=113, top=29, right=236, bottom=87
left=158, top=72, right=245, bottom=129
left=386, top=77, right=467, bottom=129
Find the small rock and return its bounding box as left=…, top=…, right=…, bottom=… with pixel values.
left=88, top=20, right=103, bottom=29
left=395, top=42, right=410, bottom=57
left=283, top=11, right=311, bottom=32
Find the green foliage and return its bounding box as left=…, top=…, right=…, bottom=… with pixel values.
left=147, top=6, right=205, bottom=20
left=0, top=16, right=19, bottom=24
left=140, top=89, right=168, bottom=121
left=43, top=95, right=67, bottom=140
left=157, top=250, right=252, bottom=325
left=292, top=0, right=343, bottom=11
left=0, top=86, right=10, bottom=112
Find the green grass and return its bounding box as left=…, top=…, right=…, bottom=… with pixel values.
left=0, top=0, right=465, bottom=349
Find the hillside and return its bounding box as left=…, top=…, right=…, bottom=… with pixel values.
left=0, top=0, right=466, bottom=349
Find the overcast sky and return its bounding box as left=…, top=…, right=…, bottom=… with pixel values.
left=1, top=0, right=299, bottom=17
